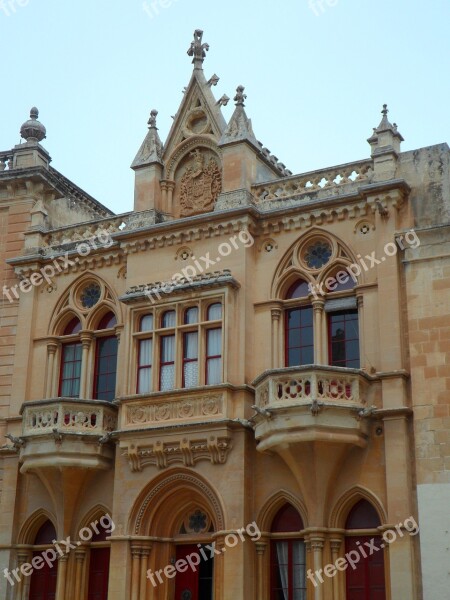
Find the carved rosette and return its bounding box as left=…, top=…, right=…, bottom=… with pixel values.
left=177, top=148, right=222, bottom=217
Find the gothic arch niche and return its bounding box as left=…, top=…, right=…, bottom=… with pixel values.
left=18, top=509, right=58, bottom=545
left=271, top=228, right=363, bottom=299
left=48, top=272, right=122, bottom=336
left=257, top=490, right=308, bottom=532
left=329, top=485, right=386, bottom=529
left=129, top=468, right=225, bottom=538
left=167, top=138, right=222, bottom=218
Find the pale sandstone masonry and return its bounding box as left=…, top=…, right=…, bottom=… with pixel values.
left=0, top=30, right=449, bottom=600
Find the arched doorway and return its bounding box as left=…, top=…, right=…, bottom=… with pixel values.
left=172, top=509, right=215, bottom=600
left=345, top=499, right=386, bottom=599
left=29, top=520, right=58, bottom=600
left=270, top=503, right=306, bottom=600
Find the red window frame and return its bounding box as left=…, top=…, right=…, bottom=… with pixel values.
left=270, top=540, right=307, bottom=600
left=182, top=331, right=199, bottom=388
left=284, top=306, right=314, bottom=367
left=205, top=327, right=222, bottom=385
left=159, top=334, right=175, bottom=391
left=93, top=336, right=118, bottom=401
left=59, top=342, right=82, bottom=397
left=328, top=309, right=360, bottom=368
left=137, top=338, right=153, bottom=394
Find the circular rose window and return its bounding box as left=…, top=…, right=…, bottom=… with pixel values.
left=304, top=241, right=332, bottom=269
left=80, top=283, right=101, bottom=309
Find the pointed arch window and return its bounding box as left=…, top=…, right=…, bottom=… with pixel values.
left=93, top=312, right=118, bottom=402
left=29, top=520, right=58, bottom=600
left=284, top=280, right=313, bottom=367
left=345, top=500, right=386, bottom=600
left=59, top=317, right=83, bottom=397
left=270, top=503, right=306, bottom=600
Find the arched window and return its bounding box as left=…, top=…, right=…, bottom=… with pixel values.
left=270, top=504, right=306, bottom=599
left=59, top=317, right=83, bottom=397
left=29, top=520, right=58, bottom=600
left=345, top=500, right=386, bottom=599
left=285, top=280, right=313, bottom=367
left=93, top=312, right=118, bottom=402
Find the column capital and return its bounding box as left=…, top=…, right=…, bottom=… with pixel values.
left=47, top=339, right=59, bottom=354
left=311, top=297, right=325, bottom=310
left=79, top=330, right=94, bottom=347
left=271, top=308, right=282, bottom=320
left=255, top=541, right=267, bottom=555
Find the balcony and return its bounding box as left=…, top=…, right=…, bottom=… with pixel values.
left=253, top=366, right=378, bottom=452
left=19, top=398, right=118, bottom=472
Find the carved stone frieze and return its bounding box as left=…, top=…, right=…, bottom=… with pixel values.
left=126, top=394, right=223, bottom=425
left=123, top=433, right=231, bottom=472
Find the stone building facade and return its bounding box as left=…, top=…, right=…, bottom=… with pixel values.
left=0, top=29, right=449, bottom=600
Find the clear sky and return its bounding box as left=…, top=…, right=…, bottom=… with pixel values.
left=1, top=0, right=449, bottom=215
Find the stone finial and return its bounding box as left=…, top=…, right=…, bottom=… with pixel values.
left=20, top=107, right=47, bottom=143
left=234, top=86, right=247, bottom=107
left=148, top=109, right=158, bottom=129
left=187, top=29, right=209, bottom=68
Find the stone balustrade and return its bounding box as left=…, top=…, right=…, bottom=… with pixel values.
left=255, top=366, right=368, bottom=409
left=0, top=152, right=14, bottom=171
left=22, top=398, right=117, bottom=436
left=252, top=159, right=373, bottom=203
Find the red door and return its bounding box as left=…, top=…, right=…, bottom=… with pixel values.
left=345, top=536, right=386, bottom=600
left=29, top=552, right=58, bottom=600
left=87, top=547, right=110, bottom=600
left=174, top=545, right=214, bottom=600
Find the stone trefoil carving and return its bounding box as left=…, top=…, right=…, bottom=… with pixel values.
left=179, top=149, right=222, bottom=216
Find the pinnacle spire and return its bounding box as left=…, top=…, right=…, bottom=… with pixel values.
left=187, top=29, right=209, bottom=69
left=131, top=109, right=163, bottom=168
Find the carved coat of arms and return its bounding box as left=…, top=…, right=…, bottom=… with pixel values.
left=179, top=149, right=222, bottom=216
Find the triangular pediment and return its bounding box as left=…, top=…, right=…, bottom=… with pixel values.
left=162, top=69, right=227, bottom=162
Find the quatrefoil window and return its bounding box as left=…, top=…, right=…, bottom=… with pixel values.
left=303, top=241, right=332, bottom=269
left=80, top=283, right=101, bottom=309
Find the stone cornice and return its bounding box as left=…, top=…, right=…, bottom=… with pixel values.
left=5, top=177, right=411, bottom=268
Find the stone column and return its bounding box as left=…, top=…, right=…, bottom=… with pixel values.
left=255, top=541, right=267, bottom=600
left=213, top=536, right=225, bottom=600
left=16, top=550, right=31, bottom=600
left=312, top=299, right=325, bottom=364
left=310, top=537, right=325, bottom=600
left=55, top=554, right=68, bottom=600
left=161, top=180, right=168, bottom=210
left=166, top=181, right=175, bottom=213
left=74, top=548, right=86, bottom=600
left=130, top=543, right=142, bottom=600
left=271, top=308, right=282, bottom=368
left=45, top=340, right=58, bottom=398
left=139, top=544, right=152, bottom=600
left=356, top=294, right=364, bottom=369
left=330, top=538, right=343, bottom=600
left=79, top=332, right=93, bottom=399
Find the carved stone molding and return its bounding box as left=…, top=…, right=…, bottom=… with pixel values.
left=123, top=433, right=232, bottom=472
left=126, top=394, right=224, bottom=426
left=214, top=189, right=255, bottom=211
left=134, top=471, right=225, bottom=534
